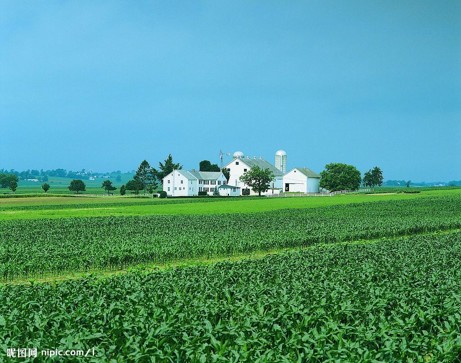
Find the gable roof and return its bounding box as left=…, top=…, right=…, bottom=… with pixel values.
left=228, top=157, right=284, bottom=177
left=175, top=170, right=198, bottom=180
left=292, top=167, right=321, bottom=178
left=188, top=170, right=223, bottom=180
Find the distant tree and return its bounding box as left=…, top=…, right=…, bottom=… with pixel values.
left=154, top=154, right=182, bottom=182
left=120, top=184, right=126, bottom=196
left=116, top=175, right=122, bottom=183
left=9, top=180, right=17, bottom=192
left=222, top=168, right=230, bottom=182
left=199, top=160, right=220, bottom=172
left=363, top=166, right=384, bottom=190
left=68, top=179, right=86, bottom=194
left=406, top=180, right=411, bottom=188
left=125, top=179, right=143, bottom=195
left=102, top=180, right=117, bottom=195
left=240, top=166, right=274, bottom=196
left=320, top=163, right=361, bottom=192
left=0, top=173, right=18, bottom=188
left=135, top=160, right=158, bottom=193
left=42, top=175, right=49, bottom=182
left=42, top=183, right=50, bottom=193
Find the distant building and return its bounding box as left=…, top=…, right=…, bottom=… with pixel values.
left=224, top=151, right=284, bottom=196
left=163, top=170, right=227, bottom=197
left=283, top=168, right=321, bottom=193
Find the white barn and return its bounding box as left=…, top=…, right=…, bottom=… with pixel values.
left=224, top=151, right=284, bottom=196
left=283, top=168, right=321, bottom=193
left=163, top=170, right=227, bottom=197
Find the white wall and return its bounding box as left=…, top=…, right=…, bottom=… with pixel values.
left=307, top=178, right=320, bottom=193
left=163, top=171, right=198, bottom=197
left=283, top=169, right=307, bottom=193
left=226, top=158, right=282, bottom=195
left=283, top=169, right=320, bottom=193
left=218, top=186, right=240, bottom=197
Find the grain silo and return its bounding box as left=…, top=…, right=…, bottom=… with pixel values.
left=275, top=150, right=287, bottom=174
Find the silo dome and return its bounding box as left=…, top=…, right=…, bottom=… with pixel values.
left=233, top=151, right=244, bottom=159
left=275, top=150, right=287, bottom=156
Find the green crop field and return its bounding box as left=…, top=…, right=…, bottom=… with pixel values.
left=0, top=189, right=460, bottom=361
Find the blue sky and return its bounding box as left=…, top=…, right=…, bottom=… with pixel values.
left=0, top=1, right=460, bottom=181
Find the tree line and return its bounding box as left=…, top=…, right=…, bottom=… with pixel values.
left=2, top=159, right=385, bottom=195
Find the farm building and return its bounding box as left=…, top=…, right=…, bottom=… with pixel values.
left=224, top=151, right=284, bottom=196
left=163, top=170, right=227, bottom=197
left=217, top=184, right=241, bottom=197
left=283, top=168, right=321, bottom=193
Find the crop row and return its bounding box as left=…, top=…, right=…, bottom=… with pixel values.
left=1, top=196, right=460, bottom=280
left=1, top=232, right=461, bottom=361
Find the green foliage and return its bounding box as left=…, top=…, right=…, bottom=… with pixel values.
left=239, top=166, right=274, bottom=196
left=320, top=163, right=361, bottom=192
left=199, top=160, right=220, bottom=172
left=1, top=232, right=461, bottom=361
left=221, top=168, right=230, bottom=182
left=8, top=180, right=17, bottom=192
left=363, top=166, right=384, bottom=189
left=0, top=173, right=18, bottom=188
left=41, top=183, right=50, bottom=193
left=134, top=160, right=158, bottom=193
left=125, top=179, right=143, bottom=195
left=68, top=179, right=86, bottom=194
left=159, top=191, right=167, bottom=198
left=120, top=184, right=126, bottom=196
left=1, top=195, right=460, bottom=281
left=154, top=154, right=182, bottom=182
left=102, top=180, right=117, bottom=195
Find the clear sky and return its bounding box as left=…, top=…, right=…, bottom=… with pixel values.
left=1, top=1, right=460, bottom=181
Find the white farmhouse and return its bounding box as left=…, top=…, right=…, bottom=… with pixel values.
left=163, top=170, right=227, bottom=197
left=224, top=151, right=284, bottom=196
left=283, top=168, right=321, bottom=193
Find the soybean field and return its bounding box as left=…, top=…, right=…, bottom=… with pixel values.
left=0, top=190, right=460, bottom=361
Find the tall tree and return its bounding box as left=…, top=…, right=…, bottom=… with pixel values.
left=363, top=167, right=383, bottom=190
left=239, top=166, right=274, bottom=196
left=199, top=160, right=220, bottom=172
left=125, top=179, right=143, bottom=195
left=102, top=180, right=117, bottom=195
left=68, top=179, right=86, bottom=194
left=0, top=173, right=18, bottom=188
left=320, top=163, right=361, bottom=192
left=154, top=154, right=182, bottom=182
left=9, top=180, right=17, bottom=192
left=42, top=183, right=50, bottom=193
left=134, top=160, right=158, bottom=193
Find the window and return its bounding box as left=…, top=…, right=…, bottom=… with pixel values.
left=168, top=180, right=170, bottom=184
left=167, top=187, right=170, bottom=191
left=204, top=180, right=209, bottom=185
left=236, top=162, right=239, bottom=165
left=211, top=180, right=216, bottom=185
left=180, top=180, right=184, bottom=184
left=244, top=169, right=247, bottom=172
left=210, top=187, right=215, bottom=192
left=174, top=187, right=177, bottom=190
